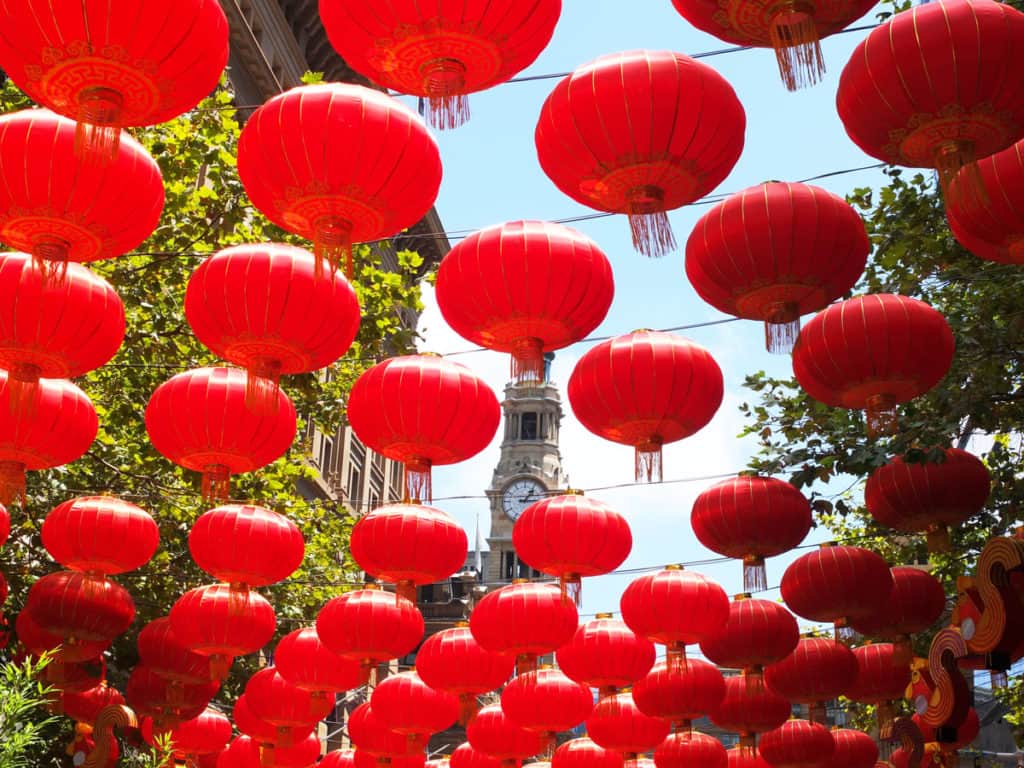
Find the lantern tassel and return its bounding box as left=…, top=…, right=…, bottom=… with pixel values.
left=6, top=363, right=41, bottom=416
left=511, top=338, right=546, bottom=385
left=31, top=239, right=71, bottom=286
left=423, top=58, right=470, bottom=130
left=865, top=394, right=898, bottom=437
left=260, top=744, right=276, bottom=768
left=764, top=302, right=801, bottom=354
left=313, top=217, right=354, bottom=280
left=74, top=87, right=124, bottom=163
left=739, top=734, right=757, bottom=758
left=926, top=526, right=952, bottom=554
left=201, top=465, right=231, bottom=502
left=560, top=574, right=582, bottom=607
left=245, top=360, right=282, bottom=414
left=938, top=141, right=987, bottom=210
left=991, top=669, right=1008, bottom=689
left=427, top=94, right=471, bottom=131
left=404, top=460, right=433, bottom=505
left=209, top=654, right=232, bottom=682
left=627, top=210, right=677, bottom=259
left=809, top=702, right=826, bottom=724
left=743, top=555, right=768, bottom=593
left=744, top=667, right=765, bottom=693
left=457, top=693, right=480, bottom=726
left=666, top=642, right=688, bottom=672
left=635, top=439, right=663, bottom=483
left=396, top=580, right=417, bottom=605
left=515, top=653, right=538, bottom=677
left=0, top=460, right=26, bottom=506
left=892, top=636, right=914, bottom=668
left=769, top=6, right=825, bottom=91
left=228, top=583, right=251, bottom=618
left=877, top=700, right=896, bottom=740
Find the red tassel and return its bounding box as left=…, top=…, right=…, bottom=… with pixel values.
left=877, top=701, right=896, bottom=740
left=245, top=359, right=282, bottom=413
left=201, top=465, right=231, bottom=502
left=209, top=654, right=232, bottom=682
left=626, top=186, right=676, bottom=258
left=515, top=654, right=538, bottom=677
left=768, top=5, right=825, bottom=91
left=892, top=636, right=914, bottom=668
left=865, top=394, right=898, bottom=438
left=6, top=363, right=41, bottom=416
left=260, top=744, right=276, bottom=767
left=404, top=460, right=433, bottom=504
left=511, top=338, right=545, bottom=385
left=635, top=439, right=663, bottom=483
left=739, top=735, right=757, bottom=758
left=313, top=217, right=354, bottom=280
left=666, top=642, right=688, bottom=672
left=31, top=239, right=71, bottom=285
left=422, top=58, right=470, bottom=130
left=458, top=693, right=480, bottom=726
left=74, top=87, right=123, bottom=164
left=744, top=668, right=765, bottom=693
left=396, top=581, right=418, bottom=605
left=0, top=460, right=26, bottom=506
left=560, top=575, right=582, bottom=607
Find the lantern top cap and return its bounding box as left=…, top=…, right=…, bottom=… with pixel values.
left=419, top=352, right=443, bottom=358
left=819, top=541, right=837, bottom=549
left=363, top=583, right=382, bottom=592
left=595, top=612, right=614, bottom=619
left=562, top=488, right=585, bottom=497
left=455, top=620, right=470, bottom=628
left=631, top=328, right=654, bottom=334
left=734, top=592, right=752, bottom=600
left=512, top=577, right=530, bottom=584
left=664, top=564, right=684, bottom=571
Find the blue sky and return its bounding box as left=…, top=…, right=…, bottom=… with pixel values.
left=406, top=1, right=891, bottom=628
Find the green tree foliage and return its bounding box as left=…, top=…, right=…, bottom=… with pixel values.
left=0, top=655, right=59, bottom=768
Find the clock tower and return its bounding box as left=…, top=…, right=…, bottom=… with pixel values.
left=484, top=354, right=565, bottom=585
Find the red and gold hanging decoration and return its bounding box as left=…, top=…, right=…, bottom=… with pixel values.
left=763, top=636, right=858, bottom=722
left=557, top=614, right=656, bottom=699
left=700, top=594, right=800, bottom=690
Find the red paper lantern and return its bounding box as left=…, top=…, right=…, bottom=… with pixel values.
left=143, top=708, right=232, bottom=758
left=632, top=659, right=726, bottom=729
left=185, top=242, right=361, bottom=407
left=348, top=703, right=428, bottom=757
left=502, top=668, right=594, bottom=736
left=620, top=566, right=729, bottom=668
left=568, top=331, right=724, bottom=482
left=727, top=749, right=772, bottom=768
left=467, top=703, right=551, bottom=762
left=220, top=734, right=321, bottom=768
left=45, top=657, right=106, bottom=694
left=62, top=682, right=125, bottom=725
left=585, top=692, right=671, bottom=762
left=145, top=367, right=297, bottom=500
left=845, top=643, right=911, bottom=739
left=848, top=567, right=946, bottom=664
left=710, top=676, right=792, bottom=751
left=126, top=666, right=219, bottom=727
left=275, top=627, right=367, bottom=696
left=836, top=0, right=1024, bottom=197
left=655, top=732, right=728, bottom=768
left=758, top=720, right=835, bottom=768
left=865, top=448, right=991, bottom=552
left=0, top=374, right=97, bottom=505
left=137, top=617, right=218, bottom=686
left=416, top=623, right=514, bottom=724
left=320, top=1, right=560, bottom=129
left=233, top=695, right=314, bottom=750
left=780, top=544, right=894, bottom=636
left=237, top=84, right=442, bottom=278
left=356, top=753, right=428, bottom=768
left=691, top=477, right=812, bottom=591
left=557, top=614, right=656, bottom=698
left=553, top=738, right=625, bottom=768
left=169, top=584, right=277, bottom=680
left=0, top=253, right=124, bottom=411
left=317, top=587, right=425, bottom=677
left=763, top=637, right=858, bottom=723
left=246, top=668, right=334, bottom=730
left=536, top=50, right=745, bottom=259
left=189, top=504, right=304, bottom=587
left=350, top=503, right=469, bottom=602
left=371, top=671, right=460, bottom=739
left=322, top=752, right=357, bottom=768
left=469, top=581, right=577, bottom=675
left=513, top=492, right=632, bottom=604
left=27, top=571, right=135, bottom=643
left=947, top=139, right=1024, bottom=264
left=792, top=294, right=954, bottom=436
left=347, top=355, right=499, bottom=503
left=685, top=183, right=868, bottom=352
left=14, top=610, right=108, bottom=663
left=700, top=595, right=800, bottom=689
left=829, top=729, right=878, bottom=768
left=452, top=743, right=504, bottom=768
left=42, top=496, right=158, bottom=575
left=435, top=220, right=614, bottom=382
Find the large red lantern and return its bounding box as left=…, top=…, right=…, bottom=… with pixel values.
left=126, top=666, right=218, bottom=727
left=557, top=614, right=655, bottom=698
left=836, top=0, right=1024, bottom=197
left=467, top=703, right=551, bottom=764
left=185, top=243, right=361, bottom=407
left=502, top=667, right=594, bottom=737
left=245, top=668, right=334, bottom=729
left=143, top=708, right=233, bottom=761
left=347, top=355, right=499, bottom=503
left=727, top=749, right=772, bottom=768
left=710, top=676, right=792, bottom=752
left=865, top=448, right=991, bottom=552
left=275, top=627, right=367, bottom=698
left=829, top=729, right=878, bottom=768
left=655, top=732, right=728, bottom=768
left=320, top=1, right=560, bottom=129
left=371, top=671, right=460, bottom=739
left=189, top=504, right=304, bottom=587
left=350, top=503, right=468, bottom=602
left=237, top=84, right=442, bottom=278
left=14, top=610, right=108, bottom=664
left=233, top=695, right=314, bottom=751
left=513, top=492, right=632, bottom=603
left=0, top=253, right=124, bottom=411
left=568, top=331, right=724, bottom=482
left=553, top=738, right=624, bottom=768
left=620, top=566, right=729, bottom=668
left=322, top=752, right=357, bottom=768
left=0, top=374, right=97, bottom=505
left=691, top=476, right=812, bottom=591
left=348, top=703, right=428, bottom=757
left=220, top=734, right=321, bottom=768
left=585, top=692, right=671, bottom=764
left=137, top=617, right=218, bottom=687
left=536, top=50, right=745, bottom=259
left=452, top=743, right=504, bottom=768
left=700, top=595, right=800, bottom=689
left=792, top=294, right=954, bottom=436
left=145, top=367, right=297, bottom=500
left=42, top=496, right=158, bottom=575
left=26, top=571, right=135, bottom=643
left=632, top=659, right=726, bottom=729
left=848, top=567, right=946, bottom=664
left=685, top=183, right=869, bottom=353
left=947, top=139, right=1024, bottom=264
left=357, top=753, right=428, bottom=768
left=435, top=220, right=614, bottom=382
left=169, top=584, right=277, bottom=680
left=758, top=720, right=835, bottom=768
left=62, top=682, right=125, bottom=726
left=845, top=643, right=911, bottom=738
left=469, top=581, right=577, bottom=675
left=780, top=544, right=893, bottom=636
left=763, top=637, right=858, bottom=723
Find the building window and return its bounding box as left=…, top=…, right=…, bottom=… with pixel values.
left=520, top=412, right=539, bottom=440
left=318, top=435, right=334, bottom=476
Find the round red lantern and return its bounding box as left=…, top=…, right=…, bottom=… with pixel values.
left=137, top=617, right=218, bottom=686
left=553, top=738, right=624, bottom=768
left=568, top=331, right=724, bottom=481
left=632, top=659, right=726, bottom=729
left=320, top=1, right=560, bottom=129
left=348, top=703, right=428, bottom=757
left=686, top=183, right=869, bottom=352
left=169, top=584, right=277, bottom=680
left=836, top=0, right=1024, bottom=197
left=620, top=566, right=729, bottom=668
left=356, top=753, right=428, bottom=768
left=14, top=610, right=108, bottom=663
left=848, top=567, right=946, bottom=663
left=865, top=448, right=991, bottom=552
left=416, top=623, right=514, bottom=724
left=691, top=476, right=812, bottom=591
left=62, top=682, right=125, bottom=725
left=452, top=743, right=503, bottom=768
left=536, top=50, right=745, bottom=259
left=0, top=253, right=124, bottom=411
left=758, top=720, right=835, bottom=768
left=371, top=671, right=460, bottom=738
left=585, top=692, right=671, bottom=762
left=557, top=614, right=656, bottom=698
left=780, top=544, right=894, bottom=636
left=0, top=374, right=97, bottom=505
left=220, top=734, right=321, bottom=768
left=469, top=581, right=577, bottom=675
left=845, top=643, right=911, bottom=739
left=728, top=749, right=772, bottom=768
left=317, top=587, right=424, bottom=678
left=435, top=220, right=614, bottom=382
left=501, top=667, right=594, bottom=736
left=513, top=492, right=631, bottom=604
left=233, top=694, right=314, bottom=750
left=467, top=703, right=551, bottom=763
left=792, top=294, right=954, bottom=436
left=145, top=367, right=297, bottom=500
left=144, top=708, right=232, bottom=759
left=42, top=496, right=158, bottom=575
left=237, top=84, right=442, bottom=278
left=246, top=668, right=334, bottom=729
left=763, top=637, right=858, bottom=722
left=829, top=729, right=878, bottom=768
left=350, top=503, right=469, bottom=602
left=710, top=676, right=792, bottom=751
left=26, top=571, right=135, bottom=643
left=189, top=504, right=304, bottom=587
left=126, top=666, right=219, bottom=727
left=700, top=595, right=800, bottom=689
left=44, top=657, right=106, bottom=694
left=322, top=752, right=357, bottom=768
left=655, top=732, right=728, bottom=768
left=947, top=139, right=1024, bottom=264
left=275, top=627, right=367, bottom=696
left=347, top=355, right=499, bottom=503
left=185, top=242, right=361, bottom=407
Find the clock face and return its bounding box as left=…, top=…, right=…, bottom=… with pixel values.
left=502, top=478, right=545, bottom=521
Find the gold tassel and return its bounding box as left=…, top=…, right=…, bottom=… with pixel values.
left=422, top=58, right=470, bottom=130
left=769, top=6, right=826, bottom=91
